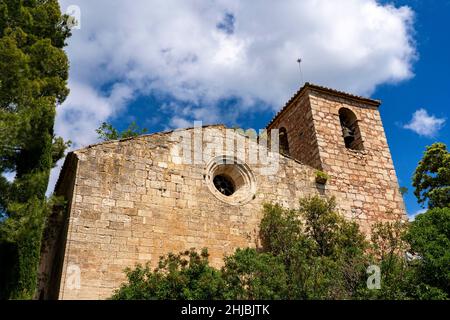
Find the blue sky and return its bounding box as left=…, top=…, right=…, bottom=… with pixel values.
left=53, top=0, right=449, bottom=218
left=374, top=0, right=450, bottom=217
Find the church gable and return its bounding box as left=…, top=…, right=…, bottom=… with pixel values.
left=42, top=125, right=320, bottom=299
left=40, top=84, right=406, bottom=300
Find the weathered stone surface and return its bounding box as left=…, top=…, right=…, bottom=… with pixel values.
left=38, top=84, right=406, bottom=300
left=268, top=84, right=407, bottom=235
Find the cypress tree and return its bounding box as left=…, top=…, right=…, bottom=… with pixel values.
left=0, top=0, right=71, bottom=299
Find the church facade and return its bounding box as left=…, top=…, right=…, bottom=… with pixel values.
left=38, top=83, right=406, bottom=300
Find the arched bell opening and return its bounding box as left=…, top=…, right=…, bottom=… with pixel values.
left=339, top=108, right=364, bottom=151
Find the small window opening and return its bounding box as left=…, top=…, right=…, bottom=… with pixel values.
left=339, top=108, right=363, bottom=150
left=279, top=127, right=290, bottom=155
left=213, top=174, right=235, bottom=196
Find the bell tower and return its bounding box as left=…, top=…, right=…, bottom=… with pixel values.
left=267, top=83, right=406, bottom=233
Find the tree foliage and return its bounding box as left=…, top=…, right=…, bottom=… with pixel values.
left=405, top=207, right=450, bottom=295
left=111, top=249, right=224, bottom=300
left=111, top=247, right=288, bottom=300
left=260, top=196, right=369, bottom=299
left=405, top=142, right=450, bottom=298
left=413, top=142, right=450, bottom=209
left=0, top=0, right=71, bottom=299
left=112, top=195, right=449, bottom=300
left=221, top=248, right=288, bottom=300
left=364, top=221, right=444, bottom=300
left=96, top=121, right=148, bottom=142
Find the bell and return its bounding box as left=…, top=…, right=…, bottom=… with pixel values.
left=342, top=126, right=355, bottom=145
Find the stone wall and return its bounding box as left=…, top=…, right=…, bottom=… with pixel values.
left=269, top=93, right=322, bottom=169
left=45, top=84, right=407, bottom=300
left=54, top=127, right=321, bottom=299
left=268, top=85, right=406, bottom=235
left=308, top=90, right=406, bottom=233
left=37, top=153, right=78, bottom=300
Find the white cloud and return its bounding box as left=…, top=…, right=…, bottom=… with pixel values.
left=48, top=0, right=417, bottom=193
left=55, top=81, right=134, bottom=149
left=57, top=0, right=416, bottom=135
left=168, top=117, right=192, bottom=130
left=408, top=208, right=426, bottom=221
left=47, top=80, right=134, bottom=194
left=403, top=108, right=446, bottom=137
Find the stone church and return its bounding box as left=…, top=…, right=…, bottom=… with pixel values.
left=38, top=83, right=406, bottom=300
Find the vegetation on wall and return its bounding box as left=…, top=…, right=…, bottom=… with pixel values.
left=0, top=0, right=71, bottom=299
left=315, top=170, right=330, bottom=184
left=96, top=121, right=148, bottom=142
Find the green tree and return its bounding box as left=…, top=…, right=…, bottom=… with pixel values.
left=111, top=249, right=224, bottom=300
left=260, top=196, right=368, bottom=299
left=221, top=248, right=288, bottom=300
left=364, top=220, right=447, bottom=300
left=96, top=121, right=148, bottom=141
left=367, top=221, right=414, bottom=299
left=413, top=143, right=450, bottom=209
left=115, top=197, right=371, bottom=300
left=0, top=0, right=71, bottom=299
left=112, top=248, right=288, bottom=300
left=298, top=196, right=367, bottom=258
left=408, top=142, right=450, bottom=298
left=111, top=196, right=448, bottom=300
left=405, top=207, right=450, bottom=295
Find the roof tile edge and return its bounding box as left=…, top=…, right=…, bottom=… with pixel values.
left=266, top=82, right=381, bottom=128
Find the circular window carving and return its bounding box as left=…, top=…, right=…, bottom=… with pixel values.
left=213, top=174, right=236, bottom=196
left=205, top=156, right=257, bottom=205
